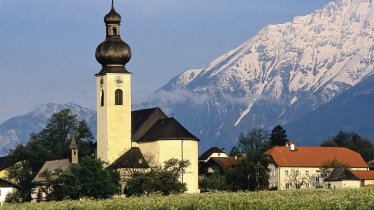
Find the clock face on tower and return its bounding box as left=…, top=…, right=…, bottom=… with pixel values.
left=114, top=76, right=123, bottom=86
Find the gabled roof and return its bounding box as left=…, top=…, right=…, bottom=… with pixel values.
left=137, top=118, right=198, bottom=142
left=109, top=147, right=149, bottom=169
left=208, top=157, right=239, bottom=172
left=324, top=168, right=360, bottom=181
left=265, top=146, right=368, bottom=168
left=0, top=156, right=15, bottom=171
left=350, top=170, right=374, bottom=180
left=33, top=159, right=71, bottom=183
left=199, top=147, right=227, bottom=161
left=0, top=178, right=20, bottom=189
left=132, top=107, right=167, bottom=141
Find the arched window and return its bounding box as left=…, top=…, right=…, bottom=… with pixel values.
left=115, top=89, right=123, bottom=105
left=112, top=27, right=117, bottom=35
left=100, top=90, right=104, bottom=107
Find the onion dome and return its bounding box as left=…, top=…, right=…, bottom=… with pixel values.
left=95, top=0, right=132, bottom=75
left=104, top=2, right=121, bottom=24
left=95, top=36, right=131, bottom=66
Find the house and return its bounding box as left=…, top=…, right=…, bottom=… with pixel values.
left=199, top=147, right=229, bottom=162
left=350, top=170, right=374, bottom=186
left=32, top=137, right=79, bottom=200
left=198, top=147, right=243, bottom=175
left=94, top=2, right=199, bottom=193
left=265, top=143, right=369, bottom=190
left=324, top=168, right=374, bottom=189
left=203, top=157, right=240, bottom=174
left=0, top=178, right=20, bottom=205
left=0, top=156, right=22, bottom=204
left=324, top=168, right=361, bottom=189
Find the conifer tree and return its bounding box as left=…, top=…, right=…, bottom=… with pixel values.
left=269, top=125, right=288, bottom=147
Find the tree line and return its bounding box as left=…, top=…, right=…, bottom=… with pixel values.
left=5, top=109, right=189, bottom=203
left=5, top=109, right=374, bottom=201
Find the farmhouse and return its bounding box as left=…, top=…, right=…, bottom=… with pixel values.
left=324, top=168, right=374, bottom=189
left=266, top=142, right=369, bottom=190
left=32, top=137, right=79, bottom=200
left=198, top=147, right=242, bottom=175
left=0, top=157, right=20, bottom=204
left=94, top=2, right=199, bottom=193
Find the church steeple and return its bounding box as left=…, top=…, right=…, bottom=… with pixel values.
left=95, top=2, right=133, bottom=164
left=95, top=1, right=132, bottom=75
left=70, top=136, right=78, bottom=164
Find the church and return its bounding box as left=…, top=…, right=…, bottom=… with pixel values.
left=94, top=2, right=199, bottom=193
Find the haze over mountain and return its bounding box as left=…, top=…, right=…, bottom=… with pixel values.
left=1, top=0, right=374, bottom=155
left=0, top=103, right=96, bottom=156
left=144, top=0, right=374, bottom=150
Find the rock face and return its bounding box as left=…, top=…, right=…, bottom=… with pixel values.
left=146, top=0, right=374, bottom=150
left=0, top=103, right=96, bottom=156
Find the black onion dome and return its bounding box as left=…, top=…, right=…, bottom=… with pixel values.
left=104, top=6, right=121, bottom=24
left=95, top=36, right=131, bottom=65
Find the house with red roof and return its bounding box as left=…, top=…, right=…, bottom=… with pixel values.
left=350, top=170, right=374, bottom=186
left=324, top=168, right=374, bottom=189
left=265, top=143, right=369, bottom=190
left=198, top=147, right=237, bottom=175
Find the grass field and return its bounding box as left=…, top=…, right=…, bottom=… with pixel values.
left=3, top=188, right=374, bottom=210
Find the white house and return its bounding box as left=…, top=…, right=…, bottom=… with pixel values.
left=265, top=143, right=369, bottom=190
left=0, top=178, right=20, bottom=205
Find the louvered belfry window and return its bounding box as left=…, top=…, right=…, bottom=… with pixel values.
left=115, top=89, right=123, bottom=105
left=101, top=90, right=104, bottom=107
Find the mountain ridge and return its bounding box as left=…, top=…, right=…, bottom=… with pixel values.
left=146, top=0, right=374, bottom=150
left=0, top=103, right=96, bottom=156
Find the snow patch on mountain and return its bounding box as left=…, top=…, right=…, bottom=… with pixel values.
left=146, top=0, right=374, bottom=150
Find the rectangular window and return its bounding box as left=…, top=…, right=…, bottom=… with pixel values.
left=306, top=170, right=309, bottom=176
left=272, top=169, right=276, bottom=177
left=296, top=183, right=301, bottom=189
left=285, top=183, right=290, bottom=189
left=296, top=170, right=300, bottom=176
left=285, top=170, right=289, bottom=176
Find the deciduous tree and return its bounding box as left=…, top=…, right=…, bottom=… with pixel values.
left=321, top=131, right=374, bottom=161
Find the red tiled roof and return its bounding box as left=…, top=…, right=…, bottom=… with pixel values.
left=209, top=157, right=239, bottom=171
left=351, top=170, right=374, bottom=180
left=265, top=146, right=368, bottom=168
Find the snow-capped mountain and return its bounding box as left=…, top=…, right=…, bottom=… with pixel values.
left=147, top=0, right=374, bottom=150
left=0, top=103, right=96, bottom=156
left=285, top=73, right=374, bottom=146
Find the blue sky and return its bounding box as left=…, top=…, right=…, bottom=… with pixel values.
left=0, top=0, right=331, bottom=122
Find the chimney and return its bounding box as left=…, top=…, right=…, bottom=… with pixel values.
left=286, top=141, right=296, bottom=151
left=70, top=136, right=79, bottom=164
left=290, top=142, right=295, bottom=151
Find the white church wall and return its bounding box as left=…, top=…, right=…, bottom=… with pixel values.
left=138, top=140, right=199, bottom=193
left=96, top=73, right=132, bottom=164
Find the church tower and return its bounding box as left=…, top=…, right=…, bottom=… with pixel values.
left=95, top=1, right=132, bottom=164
